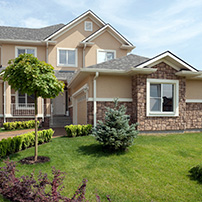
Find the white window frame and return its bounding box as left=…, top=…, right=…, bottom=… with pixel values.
left=15, top=91, right=35, bottom=109
left=15, top=46, right=37, bottom=58
left=84, top=21, right=93, bottom=31
left=146, top=79, right=179, bottom=117
left=57, top=48, right=78, bottom=67
left=97, top=49, right=116, bottom=64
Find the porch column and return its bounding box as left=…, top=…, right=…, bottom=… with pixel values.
left=5, top=81, right=11, bottom=118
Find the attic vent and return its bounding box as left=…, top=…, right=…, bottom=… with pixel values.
left=84, top=21, right=93, bottom=31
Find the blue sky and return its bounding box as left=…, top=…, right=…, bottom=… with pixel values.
left=1, top=0, right=202, bottom=69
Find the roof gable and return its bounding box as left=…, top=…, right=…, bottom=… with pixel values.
left=45, top=10, right=105, bottom=41
left=82, top=24, right=134, bottom=47
left=135, top=51, right=198, bottom=72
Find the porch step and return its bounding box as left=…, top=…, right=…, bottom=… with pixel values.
left=50, top=116, right=72, bottom=127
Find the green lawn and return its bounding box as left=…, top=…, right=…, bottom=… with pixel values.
left=1, top=133, right=202, bottom=201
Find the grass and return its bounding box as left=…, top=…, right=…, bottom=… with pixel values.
left=1, top=133, right=202, bottom=201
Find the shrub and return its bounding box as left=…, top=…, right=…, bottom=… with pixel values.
left=189, top=165, right=202, bottom=182
left=3, top=120, right=39, bottom=130
left=0, top=159, right=111, bottom=202
left=92, top=99, right=138, bottom=151
left=0, top=129, right=54, bottom=158
left=64, top=124, right=92, bottom=137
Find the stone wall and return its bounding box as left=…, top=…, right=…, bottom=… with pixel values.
left=133, top=62, right=187, bottom=131
left=186, top=103, right=202, bottom=129
left=87, top=101, right=133, bottom=125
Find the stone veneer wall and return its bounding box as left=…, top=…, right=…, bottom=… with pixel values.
left=133, top=62, right=186, bottom=131
left=186, top=103, right=202, bottom=129
left=87, top=101, right=133, bottom=125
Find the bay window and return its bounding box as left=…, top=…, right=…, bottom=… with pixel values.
left=147, top=79, right=179, bottom=116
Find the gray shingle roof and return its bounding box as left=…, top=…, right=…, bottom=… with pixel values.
left=0, top=24, right=64, bottom=41
left=87, top=54, right=149, bottom=70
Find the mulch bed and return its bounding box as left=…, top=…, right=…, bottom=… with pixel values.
left=19, top=156, right=50, bottom=165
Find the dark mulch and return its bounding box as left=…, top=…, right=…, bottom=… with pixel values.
left=19, top=156, right=50, bottom=165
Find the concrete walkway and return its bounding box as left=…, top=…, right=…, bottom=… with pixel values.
left=0, top=127, right=66, bottom=140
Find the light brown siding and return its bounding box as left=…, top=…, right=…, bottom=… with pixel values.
left=96, top=75, right=132, bottom=98
left=77, top=93, right=87, bottom=124
left=85, top=31, right=128, bottom=67
left=186, top=80, right=202, bottom=99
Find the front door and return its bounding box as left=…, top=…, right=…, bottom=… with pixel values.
left=53, top=92, right=66, bottom=115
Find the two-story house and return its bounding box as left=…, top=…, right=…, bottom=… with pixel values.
left=1, top=10, right=202, bottom=132
left=0, top=10, right=134, bottom=127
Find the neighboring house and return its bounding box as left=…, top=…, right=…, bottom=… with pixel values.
left=0, top=10, right=134, bottom=127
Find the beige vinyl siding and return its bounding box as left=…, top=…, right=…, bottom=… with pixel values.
left=96, top=75, right=132, bottom=98
left=77, top=93, right=87, bottom=124
left=186, top=80, right=202, bottom=99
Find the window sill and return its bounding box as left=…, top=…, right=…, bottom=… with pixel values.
left=147, top=112, right=179, bottom=117
left=57, top=64, right=77, bottom=68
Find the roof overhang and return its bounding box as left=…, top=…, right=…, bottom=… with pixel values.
left=175, top=70, right=202, bottom=79
left=135, top=51, right=198, bottom=72
left=82, top=24, right=134, bottom=49
left=45, top=10, right=105, bottom=41
left=68, top=67, right=157, bottom=88
left=0, top=39, right=56, bottom=45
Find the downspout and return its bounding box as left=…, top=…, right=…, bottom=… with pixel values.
left=93, top=72, right=99, bottom=127
left=83, top=43, right=86, bottom=68
left=44, top=41, right=49, bottom=123
left=3, top=82, right=6, bottom=123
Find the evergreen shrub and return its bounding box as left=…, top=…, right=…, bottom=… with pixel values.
left=64, top=124, right=92, bottom=137
left=3, top=120, right=39, bottom=130
left=93, top=100, right=138, bottom=151
left=0, top=129, right=53, bottom=158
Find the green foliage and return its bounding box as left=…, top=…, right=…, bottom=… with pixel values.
left=93, top=100, right=138, bottom=151
left=189, top=165, right=202, bottom=182
left=0, top=129, right=54, bottom=158
left=3, top=54, right=64, bottom=98
left=64, top=124, right=92, bottom=137
left=3, top=120, right=39, bottom=130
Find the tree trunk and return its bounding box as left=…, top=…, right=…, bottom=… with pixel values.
left=34, top=92, right=38, bottom=162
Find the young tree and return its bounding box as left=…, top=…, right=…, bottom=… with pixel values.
left=93, top=99, right=138, bottom=151
left=3, top=54, right=64, bottom=161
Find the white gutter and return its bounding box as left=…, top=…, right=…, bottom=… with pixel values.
left=3, top=82, right=6, bottom=123
left=0, top=39, right=57, bottom=45
left=93, top=72, right=99, bottom=127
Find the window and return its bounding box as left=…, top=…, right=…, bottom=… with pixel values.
left=147, top=79, right=179, bottom=116
left=84, top=21, right=93, bottom=31
left=15, top=46, right=37, bottom=57
left=16, top=91, right=35, bottom=108
left=57, top=48, right=77, bottom=67
left=97, top=49, right=116, bottom=64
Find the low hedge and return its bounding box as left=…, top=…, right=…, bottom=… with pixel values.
left=3, top=120, right=39, bottom=130
left=0, top=129, right=54, bottom=158
left=64, top=124, right=92, bottom=137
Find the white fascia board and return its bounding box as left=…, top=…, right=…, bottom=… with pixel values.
left=45, top=10, right=105, bottom=41
left=136, top=52, right=197, bottom=72
left=0, top=39, right=56, bottom=45
left=88, top=97, right=132, bottom=102
left=175, top=71, right=202, bottom=77
left=127, top=68, right=157, bottom=75
left=82, top=24, right=134, bottom=47
left=186, top=99, right=202, bottom=103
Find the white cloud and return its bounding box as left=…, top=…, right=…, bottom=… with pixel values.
left=21, top=17, right=49, bottom=28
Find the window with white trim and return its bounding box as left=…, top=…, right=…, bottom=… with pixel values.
left=15, top=47, right=37, bottom=57
left=84, top=21, right=93, bottom=31
left=147, top=79, right=179, bottom=116
left=57, top=48, right=77, bottom=67
left=97, top=49, right=116, bottom=64
left=16, top=92, right=35, bottom=108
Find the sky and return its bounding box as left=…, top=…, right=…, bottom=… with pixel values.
left=0, top=0, right=202, bottom=69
